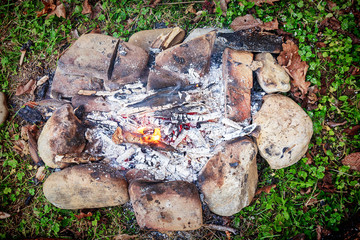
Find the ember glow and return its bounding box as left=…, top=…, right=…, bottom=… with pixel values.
left=138, top=127, right=162, bottom=144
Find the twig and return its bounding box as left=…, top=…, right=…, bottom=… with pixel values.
left=156, top=1, right=205, bottom=5
left=203, top=224, right=237, bottom=234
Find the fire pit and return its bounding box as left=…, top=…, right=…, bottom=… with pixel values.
left=37, top=28, right=313, bottom=231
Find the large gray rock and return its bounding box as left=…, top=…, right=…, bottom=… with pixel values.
left=198, top=137, right=258, bottom=216
left=129, top=180, right=203, bottom=231
left=253, top=94, right=313, bottom=169
left=38, top=104, right=86, bottom=168
left=255, top=53, right=290, bottom=93
left=147, top=31, right=216, bottom=90
left=51, top=67, right=104, bottom=98
left=104, top=41, right=149, bottom=90
left=43, top=163, right=129, bottom=209
left=58, top=34, right=119, bottom=80
left=128, top=28, right=185, bottom=52
left=0, top=92, right=8, bottom=125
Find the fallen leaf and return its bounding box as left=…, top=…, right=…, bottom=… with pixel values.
left=326, top=1, right=337, bottom=11
left=316, top=42, right=326, bottom=48
left=302, top=85, right=318, bottom=110
left=13, top=140, right=30, bottom=156
left=74, top=211, right=93, bottom=220
left=35, top=166, right=46, bottom=182
left=261, top=18, right=279, bottom=31
left=342, top=152, right=360, bottom=171
left=300, top=187, right=312, bottom=195
left=113, top=234, right=138, bottom=240
left=24, top=101, right=38, bottom=108
left=277, top=40, right=310, bottom=99
left=343, top=125, right=360, bottom=136
left=15, top=79, right=36, bottom=96
left=36, top=0, right=56, bottom=17
left=21, top=125, right=39, bottom=140
left=305, top=151, right=314, bottom=165
left=248, top=0, right=279, bottom=6
left=317, top=172, right=335, bottom=193
left=292, top=233, right=306, bottom=240
left=185, top=4, right=197, bottom=14
left=47, top=3, right=66, bottom=19
left=82, top=0, right=92, bottom=14
left=202, top=0, right=215, bottom=14
left=90, top=25, right=101, bottom=34
left=255, top=184, right=276, bottom=195
left=0, top=212, right=10, bottom=219
left=230, top=14, right=262, bottom=31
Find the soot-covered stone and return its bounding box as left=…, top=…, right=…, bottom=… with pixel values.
left=43, top=163, right=129, bottom=209
left=37, top=104, right=86, bottom=168
left=253, top=94, right=313, bottom=169
left=129, top=180, right=203, bottom=231
left=198, top=137, right=258, bottom=216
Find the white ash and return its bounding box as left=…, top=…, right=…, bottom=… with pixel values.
left=85, top=64, right=263, bottom=182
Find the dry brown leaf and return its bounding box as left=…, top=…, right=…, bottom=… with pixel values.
left=342, top=152, right=360, bottom=171
left=14, top=140, right=30, bottom=156
left=277, top=40, right=310, bottom=99
left=185, top=4, right=197, bottom=14
left=35, top=166, right=46, bottom=182
left=317, top=172, right=335, bottom=193
left=248, top=0, right=279, bottom=6
left=113, top=234, right=138, bottom=240
left=90, top=2, right=102, bottom=19
left=261, top=18, right=279, bottom=31
left=327, top=120, right=347, bottom=127
left=15, top=79, right=36, bottom=96
left=74, top=211, right=93, bottom=220
left=0, top=212, right=10, bottom=219
left=255, top=184, right=276, bottom=195
left=36, top=0, right=56, bottom=17
left=230, top=14, right=262, bottom=31
left=47, top=3, right=66, bottom=19
left=37, top=75, right=49, bottom=86
left=343, top=125, right=360, bottom=136
left=82, top=0, right=92, bottom=14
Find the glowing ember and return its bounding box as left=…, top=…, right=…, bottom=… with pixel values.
left=138, top=127, right=162, bottom=144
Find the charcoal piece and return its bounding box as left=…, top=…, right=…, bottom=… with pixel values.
left=217, top=31, right=283, bottom=53
left=35, top=81, right=49, bottom=101
left=18, top=106, right=43, bottom=124
left=74, top=105, right=85, bottom=120
left=155, top=22, right=167, bottom=29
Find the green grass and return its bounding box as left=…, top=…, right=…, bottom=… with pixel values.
left=1, top=0, right=359, bottom=239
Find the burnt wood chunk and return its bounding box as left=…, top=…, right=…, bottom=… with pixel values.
left=71, top=95, right=111, bottom=112
left=217, top=31, right=283, bottom=53
left=222, top=48, right=253, bottom=122
left=147, top=31, right=216, bottom=90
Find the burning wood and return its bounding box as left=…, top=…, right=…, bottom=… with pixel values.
left=112, top=127, right=176, bottom=152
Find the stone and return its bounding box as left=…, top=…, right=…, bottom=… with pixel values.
left=104, top=42, right=149, bottom=91
left=147, top=31, right=216, bottom=90
left=58, top=34, right=119, bottom=80
left=125, top=169, right=155, bottom=183
left=43, top=163, right=129, bottom=209
left=128, top=28, right=185, bottom=52
left=255, top=53, right=290, bottom=93
left=129, top=180, right=203, bottom=231
left=72, top=95, right=111, bottom=112
left=0, top=92, right=9, bottom=125
left=51, top=67, right=104, bottom=98
left=253, top=94, right=313, bottom=169
left=222, top=48, right=253, bottom=122
left=198, top=137, right=258, bottom=216
left=184, top=27, right=233, bottom=42
left=38, top=104, right=86, bottom=168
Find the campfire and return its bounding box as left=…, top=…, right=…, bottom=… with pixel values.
left=36, top=28, right=313, bottom=231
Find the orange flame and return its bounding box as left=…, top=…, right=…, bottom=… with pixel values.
left=137, top=127, right=161, bottom=144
